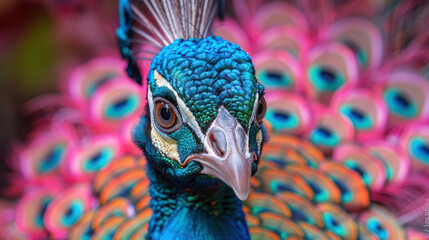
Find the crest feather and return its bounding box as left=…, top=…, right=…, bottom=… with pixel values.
left=130, top=0, right=223, bottom=48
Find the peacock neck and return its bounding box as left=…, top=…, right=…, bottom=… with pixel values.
left=145, top=167, right=249, bottom=240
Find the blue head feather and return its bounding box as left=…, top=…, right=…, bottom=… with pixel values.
left=117, top=0, right=142, bottom=84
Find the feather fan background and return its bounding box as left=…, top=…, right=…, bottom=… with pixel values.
left=1, top=0, right=429, bottom=239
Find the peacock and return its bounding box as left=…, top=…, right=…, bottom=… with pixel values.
left=1, top=0, right=429, bottom=239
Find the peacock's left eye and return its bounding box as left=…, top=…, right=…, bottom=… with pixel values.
left=256, top=97, right=267, bottom=123
left=154, top=98, right=182, bottom=133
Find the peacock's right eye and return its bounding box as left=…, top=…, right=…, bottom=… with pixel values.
left=256, top=97, right=267, bottom=124
left=154, top=97, right=182, bottom=133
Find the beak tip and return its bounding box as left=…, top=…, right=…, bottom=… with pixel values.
left=235, top=190, right=250, bottom=201
left=230, top=181, right=251, bottom=201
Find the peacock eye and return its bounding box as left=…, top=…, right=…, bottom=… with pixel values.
left=154, top=98, right=182, bottom=133
left=256, top=97, right=267, bottom=123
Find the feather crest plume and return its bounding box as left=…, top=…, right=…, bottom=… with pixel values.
left=130, top=0, right=223, bottom=49
left=117, top=0, right=224, bottom=83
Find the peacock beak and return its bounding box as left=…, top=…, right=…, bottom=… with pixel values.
left=183, top=108, right=254, bottom=201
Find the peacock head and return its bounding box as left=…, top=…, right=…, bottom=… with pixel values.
left=134, top=36, right=266, bottom=200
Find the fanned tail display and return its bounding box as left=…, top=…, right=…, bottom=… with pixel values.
left=2, top=0, right=429, bottom=239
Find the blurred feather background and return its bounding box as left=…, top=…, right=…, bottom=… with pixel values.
left=0, top=0, right=119, bottom=195
left=1, top=0, right=429, bottom=239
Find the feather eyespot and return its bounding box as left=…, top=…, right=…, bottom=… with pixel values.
left=256, top=97, right=267, bottom=123
left=154, top=97, right=182, bottom=133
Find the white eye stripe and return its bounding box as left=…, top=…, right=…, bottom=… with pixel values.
left=249, top=93, right=260, bottom=129
left=152, top=70, right=205, bottom=142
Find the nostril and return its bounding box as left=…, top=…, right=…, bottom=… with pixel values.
left=210, top=134, right=224, bottom=157
left=209, top=131, right=226, bottom=157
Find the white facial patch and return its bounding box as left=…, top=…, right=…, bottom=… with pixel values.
left=150, top=122, right=181, bottom=162
left=246, top=93, right=261, bottom=153
left=249, top=93, right=260, bottom=130
left=256, top=129, right=263, bottom=154
left=147, top=87, right=180, bottom=162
